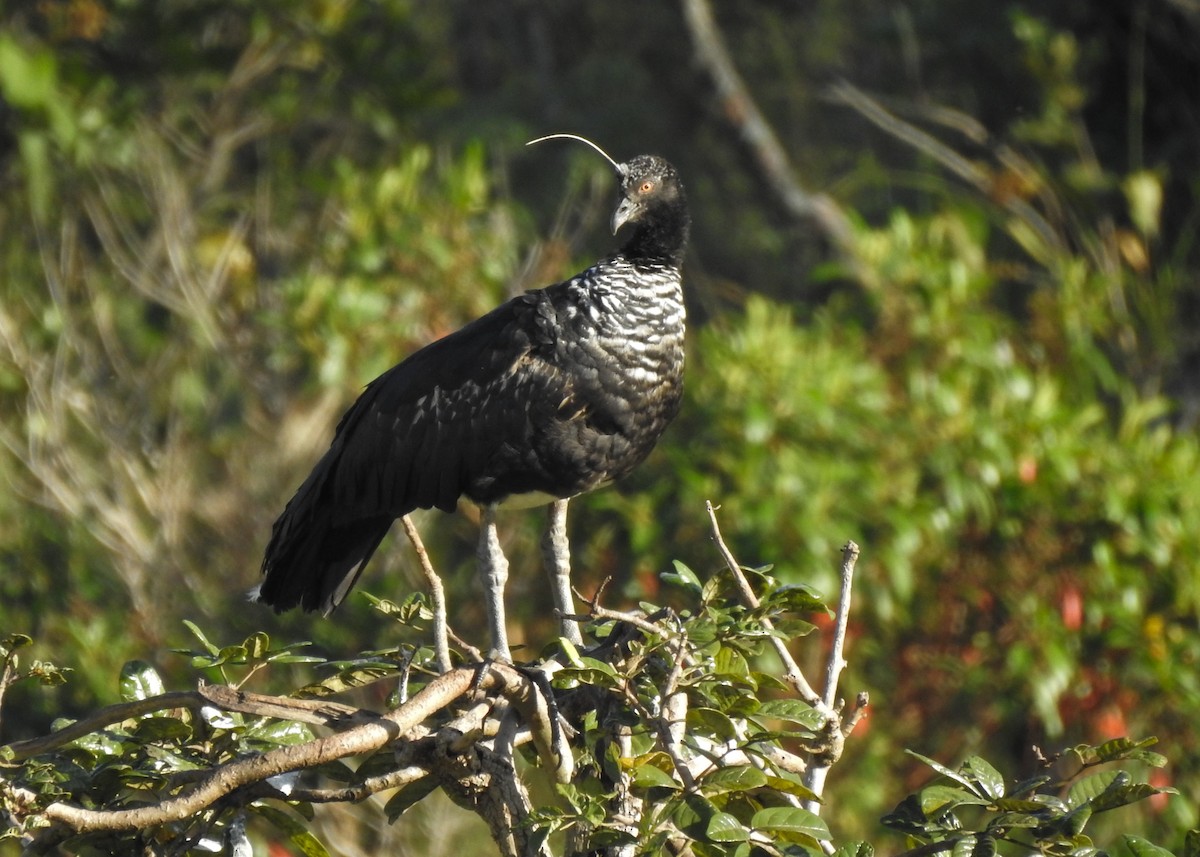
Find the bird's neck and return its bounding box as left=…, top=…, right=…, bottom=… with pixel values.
left=619, top=206, right=690, bottom=269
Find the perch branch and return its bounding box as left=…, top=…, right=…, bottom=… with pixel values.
left=11, top=662, right=550, bottom=834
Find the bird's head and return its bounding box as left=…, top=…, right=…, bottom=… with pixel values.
left=527, top=134, right=690, bottom=265
left=610, top=154, right=685, bottom=236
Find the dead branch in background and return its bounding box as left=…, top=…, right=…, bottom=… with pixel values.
left=680, top=0, right=857, bottom=260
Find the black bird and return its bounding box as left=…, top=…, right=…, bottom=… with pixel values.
left=257, top=135, right=689, bottom=660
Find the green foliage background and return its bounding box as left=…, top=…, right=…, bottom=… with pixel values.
left=1, top=0, right=1197, bottom=851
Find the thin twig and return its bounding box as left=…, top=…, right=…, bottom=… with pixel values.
left=822, top=541, right=860, bottom=710
left=4, top=691, right=206, bottom=762
left=843, top=691, right=871, bottom=738
left=826, top=79, right=1065, bottom=259
left=401, top=514, right=451, bottom=673
left=196, top=682, right=378, bottom=728
left=705, top=501, right=833, bottom=719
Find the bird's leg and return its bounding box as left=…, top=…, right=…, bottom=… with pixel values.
left=542, top=498, right=583, bottom=646
left=477, top=504, right=512, bottom=661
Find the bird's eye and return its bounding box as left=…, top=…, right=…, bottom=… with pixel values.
left=639, top=180, right=655, bottom=194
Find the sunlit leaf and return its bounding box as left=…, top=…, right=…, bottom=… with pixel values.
left=700, top=765, right=767, bottom=794
left=119, top=660, right=164, bottom=702
left=631, top=763, right=681, bottom=791
left=962, top=755, right=1005, bottom=800
left=750, top=806, right=830, bottom=841
left=706, top=811, right=750, bottom=842
left=920, top=784, right=988, bottom=816
left=663, top=560, right=702, bottom=594
left=755, top=698, right=825, bottom=730
left=181, top=620, right=220, bottom=656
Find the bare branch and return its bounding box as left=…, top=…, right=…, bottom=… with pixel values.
left=705, top=501, right=834, bottom=719
left=195, top=682, right=378, bottom=728
left=825, top=80, right=1066, bottom=259
left=401, top=514, right=451, bottom=672
left=822, top=541, right=860, bottom=710
left=680, top=0, right=855, bottom=255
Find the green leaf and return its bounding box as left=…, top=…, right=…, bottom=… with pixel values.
left=251, top=804, right=332, bottom=857
left=1120, top=836, right=1177, bottom=857
left=244, top=718, right=314, bottom=747
left=760, top=583, right=828, bottom=615
left=119, top=660, right=164, bottom=702
left=920, top=784, right=988, bottom=816
left=713, top=646, right=751, bottom=681
left=181, top=620, right=220, bottom=656
left=701, top=765, right=767, bottom=794
left=687, top=707, right=739, bottom=741
left=992, top=797, right=1048, bottom=812
left=906, top=750, right=976, bottom=791
left=833, top=843, right=874, bottom=857
left=1068, top=770, right=1126, bottom=808
left=1009, top=773, right=1052, bottom=796
left=750, top=806, right=830, bottom=842
left=1091, top=783, right=1177, bottom=814
left=672, top=794, right=719, bottom=839
left=631, top=762, right=681, bottom=790
left=242, top=632, right=270, bottom=660
left=559, top=636, right=584, bottom=667
left=706, top=811, right=750, bottom=843
left=962, top=755, right=1005, bottom=799
left=130, top=716, right=192, bottom=742
left=763, top=774, right=820, bottom=802
left=663, top=560, right=703, bottom=594
left=295, top=662, right=401, bottom=697
left=1075, top=737, right=1164, bottom=767
left=2, top=633, right=33, bottom=655
left=952, top=835, right=997, bottom=857
left=755, top=698, right=826, bottom=730
left=383, top=778, right=440, bottom=822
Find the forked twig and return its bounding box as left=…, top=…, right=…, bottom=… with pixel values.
left=705, top=501, right=834, bottom=719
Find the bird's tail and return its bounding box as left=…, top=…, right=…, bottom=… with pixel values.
left=257, top=467, right=394, bottom=615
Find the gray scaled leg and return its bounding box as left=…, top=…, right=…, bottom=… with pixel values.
left=477, top=504, right=512, bottom=661
left=542, top=498, right=583, bottom=646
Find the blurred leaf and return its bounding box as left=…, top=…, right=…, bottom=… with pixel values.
left=251, top=804, right=331, bottom=857
left=383, top=778, right=440, bottom=822
left=118, top=660, right=164, bottom=702
left=663, top=560, right=703, bottom=595
left=1119, top=836, right=1177, bottom=857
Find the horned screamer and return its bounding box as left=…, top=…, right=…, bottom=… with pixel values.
left=258, top=136, right=689, bottom=660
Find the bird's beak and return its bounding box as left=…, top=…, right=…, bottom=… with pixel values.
left=611, top=197, right=638, bottom=234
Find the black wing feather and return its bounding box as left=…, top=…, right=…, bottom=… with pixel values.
left=259, top=296, right=556, bottom=614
